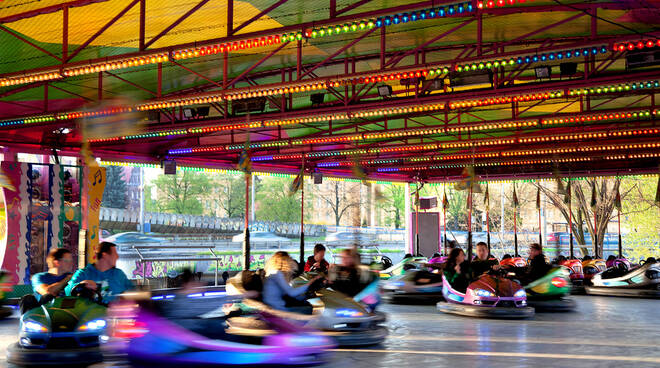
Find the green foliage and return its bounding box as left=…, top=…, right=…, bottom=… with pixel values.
left=210, top=175, right=245, bottom=218
left=151, top=171, right=212, bottom=215
left=255, top=176, right=303, bottom=223
left=620, top=176, right=660, bottom=260
left=102, top=166, right=127, bottom=209
left=376, top=184, right=405, bottom=228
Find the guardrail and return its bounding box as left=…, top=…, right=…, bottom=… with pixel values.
left=100, top=207, right=326, bottom=236
left=132, top=244, right=225, bottom=286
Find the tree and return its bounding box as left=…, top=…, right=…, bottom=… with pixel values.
left=619, top=176, right=660, bottom=260
left=210, top=175, right=245, bottom=218
left=315, top=181, right=362, bottom=226
left=255, top=176, right=303, bottom=223
left=102, top=166, right=127, bottom=209
left=151, top=171, right=212, bottom=215
left=377, top=184, right=405, bottom=228
left=535, top=178, right=620, bottom=257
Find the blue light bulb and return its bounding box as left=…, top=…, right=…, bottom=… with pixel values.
left=532, top=55, right=539, bottom=62
left=524, top=56, right=531, bottom=63
left=565, top=51, right=572, bottom=58
left=439, top=8, right=445, bottom=16
left=384, top=17, right=391, bottom=25
left=540, top=54, right=547, bottom=61
left=458, top=4, right=464, bottom=13
left=448, top=6, right=455, bottom=14
left=517, top=57, right=523, bottom=64
left=548, top=53, right=555, bottom=60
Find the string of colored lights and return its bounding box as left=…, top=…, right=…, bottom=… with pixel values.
left=310, top=138, right=660, bottom=169
left=96, top=159, right=658, bottom=184
left=166, top=106, right=656, bottom=154
left=245, top=124, right=660, bottom=163
left=613, top=39, right=660, bottom=52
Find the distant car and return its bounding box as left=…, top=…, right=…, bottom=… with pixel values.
left=325, top=232, right=376, bottom=244
left=104, top=232, right=166, bottom=253
left=232, top=231, right=291, bottom=244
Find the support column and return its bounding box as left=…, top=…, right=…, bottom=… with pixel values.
left=243, top=173, right=250, bottom=270
left=299, top=173, right=305, bottom=267
left=405, top=183, right=411, bottom=254
left=250, top=174, right=255, bottom=222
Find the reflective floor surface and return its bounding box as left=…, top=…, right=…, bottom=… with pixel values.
left=1, top=295, right=659, bottom=368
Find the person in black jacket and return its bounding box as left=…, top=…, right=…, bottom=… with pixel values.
left=525, top=243, right=551, bottom=284
left=471, top=242, right=500, bottom=278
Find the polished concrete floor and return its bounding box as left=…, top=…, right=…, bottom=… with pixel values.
left=2, top=296, right=659, bottom=368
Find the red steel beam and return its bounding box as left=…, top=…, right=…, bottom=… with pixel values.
left=66, top=0, right=140, bottom=62
left=226, top=42, right=289, bottom=88
left=0, top=0, right=107, bottom=24
left=230, top=0, right=290, bottom=36
left=299, top=27, right=377, bottom=79
left=335, top=0, right=376, bottom=16
left=0, top=26, right=62, bottom=62
left=142, top=0, right=212, bottom=49
left=2, top=3, right=656, bottom=83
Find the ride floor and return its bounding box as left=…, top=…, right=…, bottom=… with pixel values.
left=1, top=295, right=659, bottom=368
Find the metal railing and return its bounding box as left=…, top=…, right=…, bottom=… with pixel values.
left=132, top=244, right=224, bottom=286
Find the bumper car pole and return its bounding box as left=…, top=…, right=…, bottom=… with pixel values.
left=243, top=173, right=251, bottom=271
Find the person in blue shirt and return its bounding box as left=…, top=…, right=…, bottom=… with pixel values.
left=19, top=248, right=73, bottom=314
left=262, top=251, right=322, bottom=313
left=65, top=241, right=133, bottom=304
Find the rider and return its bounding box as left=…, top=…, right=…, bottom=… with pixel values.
left=328, top=248, right=370, bottom=296
left=20, top=248, right=73, bottom=314
left=524, top=243, right=551, bottom=284
left=65, top=241, right=133, bottom=304
left=304, top=243, right=330, bottom=272
left=443, top=248, right=470, bottom=292
left=263, top=251, right=322, bottom=313
left=471, top=242, right=499, bottom=277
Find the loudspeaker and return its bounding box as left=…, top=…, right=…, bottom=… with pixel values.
left=420, top=197, right=437, bottom=210
left=163, top=160, right=177, bottom=175
left=313, top=173, right=323, bottom=184
left=449, top=70, right=493, bottom=87
left=560, top=62, right=578, bottom=76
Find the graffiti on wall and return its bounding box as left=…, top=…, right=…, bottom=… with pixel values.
left=129, top=254, right=268, bottom=279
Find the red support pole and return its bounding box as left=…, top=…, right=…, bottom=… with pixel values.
left=227, top=0, right=233, bottom=36
left=243, top=173, right=251, bottom=270
left=157, top=62, right=162, bottom=98
left=299, top=164, right=305, bottom=267
left=139, top=0, right=145, bottom=50
left=568, top=180, right=574, bottom=258
left=97, top=71, right=102, bottom=101
left=380, top=26, right=385, bottom=69
left=297, top=40, right=302, bottom=80
left=62, top=6, right=69, bottom=61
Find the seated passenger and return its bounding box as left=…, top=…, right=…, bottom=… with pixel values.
left=443, top=248, right=470, bottom=293
left=471, top=242, right=500, bottom=277
left=502, top=254, right=512, bottom=260
left=20, top=248, right=73, bottom=314
left=525, top=243, right=551, bottom=284
left=304, top=243, right=330, bottom=273
left=329, top=249, right=371, bottom=296
left=65, top=242, right=134, bottom=304
left=263, top=251, right=321, bottom=313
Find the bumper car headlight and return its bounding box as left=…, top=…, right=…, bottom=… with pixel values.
left=474, top=289, right=496, bottom=298
left=78, top=319, right=107, bottom=331
left=514, top=289, right=526, bottom=298
left=22, top=321, right=48, bottom=333
left=335, top=308, right=364, bottom=318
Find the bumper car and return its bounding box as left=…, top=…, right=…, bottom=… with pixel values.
left=382, top=267, right=444, bottom=304
left=107, top=290, right=333, bottom=367
left=378, top=257, right=427, bottom=280
left=582, top=259, right=607, bottom=284
left=500, top=257, right=527, bottom=268
left=436, top=271, right=534, bottom=319
left=585, top=260, right=660, bottom=298
left=226, top=271, right=387, bottom=347
left=6, top=284, right=107, bottom=366
left=0, top=269, right=14, bottom=319
left=559, top=259, right=585, bottom=294
left=522, top=267, right=575, bottom=312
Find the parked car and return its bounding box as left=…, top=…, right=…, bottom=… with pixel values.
left=325, top=231, right=377, bottom=245
left=105, top=232, right=166, bottom=253
left=231, top=231, right=291, bottom=245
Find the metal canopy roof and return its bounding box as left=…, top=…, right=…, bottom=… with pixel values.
left=0, top=0, right=659, bottom=182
